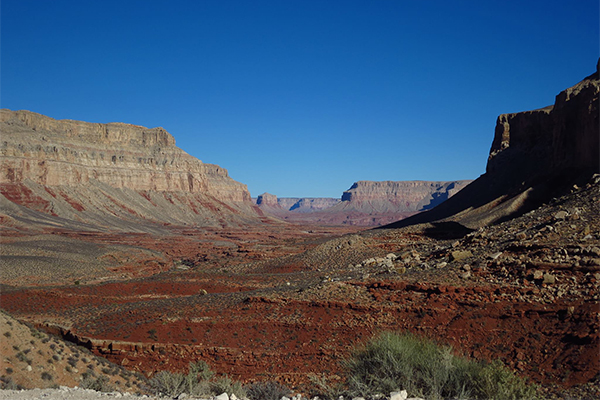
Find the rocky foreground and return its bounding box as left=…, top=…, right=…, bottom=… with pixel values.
left=0, top=388, right=429, bottom=400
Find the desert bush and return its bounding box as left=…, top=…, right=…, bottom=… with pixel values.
left=246, top=380, right=292, bottom=400
left=343, top=331, right=537, bottom=400
left=308, top=374, right=346, bottom=400
left=15, top=351, right=31, bottom=365
left=149, top=370, right=187, bottom=397
left=41, top=372, right=53, bottom=381
left=210, top=374, right=246, bottom=399
left=0, top=376, right=21, bottom=390
left=188, top=360, right=214, bottom=382
left=474, top=360, right=539, bottom=400
left=81, top=374, right=114, bottom=392
left=148, top=361, right=245, bottom=398
left=185, top=361, right=213, bottom=396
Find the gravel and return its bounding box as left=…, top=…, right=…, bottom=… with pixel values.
left=0, top=387, right=160, bottom=400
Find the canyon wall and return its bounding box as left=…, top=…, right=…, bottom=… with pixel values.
left=334, top=180, right=472, bottom=213
left=255, top=194, right=340, bottom=213
left=487, top=68, right=599, bottom=182
left=254, top=180, right=471, bottom=226
left=0, top=110, right=262, bottom=231
left=386, top=63, right=600, bottom=230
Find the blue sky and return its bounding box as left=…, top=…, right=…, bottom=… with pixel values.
left=2, top=1, right=598, bottom=198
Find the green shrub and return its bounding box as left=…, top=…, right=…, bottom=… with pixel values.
left=246, top=380, right=292, bottom=400
left=185, top=361, right=213, bottom=396
left=210, top=374, right=246, bottom=399
left=148, top=361, right=245, bottom=398
left=343, top=331, right=537, bottom=400
left=308, top=374, right=346, bottom=400
left=81, top=374, right=114, bottom=392
left=149, top=370, right=186, bottom=397
left=188, top=360, right=214, bottom=382
left=475, top=360, right=539, bottom=400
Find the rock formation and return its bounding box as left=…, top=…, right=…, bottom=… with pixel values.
left=255, top=192, right=281, bottom=208
left=255, top=194, right=340, bottom=214
left=279, top=197, right=341, bottom=213
left=0, top=110, right=262, bottom=231
left=254, top=181, right=471, bottom=226
left=385, top=62, right=600, bottom=230
left=333, top=180, right=472, bottom=213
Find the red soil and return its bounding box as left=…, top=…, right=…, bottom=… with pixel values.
left=0, top=183, right=56, bottom=215
left=1, top=228, right=597, bottom=392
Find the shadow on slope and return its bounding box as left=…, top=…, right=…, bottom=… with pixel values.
left=381, top=64, right=599, bottom=233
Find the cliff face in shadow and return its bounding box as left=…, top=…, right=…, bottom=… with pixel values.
left=384, top=64, right=599, bottom=230
left=0, top=110, right=262, bottom=231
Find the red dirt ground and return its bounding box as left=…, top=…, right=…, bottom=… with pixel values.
left=1, top=224, right=597, bottom=394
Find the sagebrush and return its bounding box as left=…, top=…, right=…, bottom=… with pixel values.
left=148, top=361, right=245, bottom=398
left=343, top=331, right=538, bottom=400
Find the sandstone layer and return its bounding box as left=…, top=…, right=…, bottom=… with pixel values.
left=334, top=180, right=472, bottom=213
left=386, top=64, right=600, bottom=230
left=277, top=197, right=341, bottom=213
left=255, top=193, right=340, bottom=214
left=0, top=110, right=263, bottom=231
left=254, top=181, right=471, bottom=226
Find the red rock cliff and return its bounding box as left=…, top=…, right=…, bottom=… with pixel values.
left=0, top=110, right=260, bottom=230
left=386, top=63, right=600, bottom=230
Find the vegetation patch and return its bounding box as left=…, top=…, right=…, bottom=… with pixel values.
left=246, top=380, right=292, bottom=400
left=148, top=361, right=246, bottom=398
left=342, top=331, right=538, bottom=400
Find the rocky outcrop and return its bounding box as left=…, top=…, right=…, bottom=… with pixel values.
left=254, top=181, right=470, bottom=226
left=255, top=195, right=340, bottom=213
left=334, top=180, right=472, bottom=213
left=0, top=110, right=262, bottom=231
left=386, top=63, right=600, bottom=230
left=256, top=192, right=281, bottom=208
left=279, top=197, right=341, bottom=213
left=487, top=68, right=599, bottom=181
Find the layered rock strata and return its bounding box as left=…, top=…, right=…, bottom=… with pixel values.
left=254, top=181, right=471, bottom=226
left=255, top=193, right=340, bottom=214
left=386, top=63, right=600, bottom=230
left=0, top=110, right=261, bottom=231
left=334, top=180, right=472, bottom=213
left=278, top=197, right=341, bottom=213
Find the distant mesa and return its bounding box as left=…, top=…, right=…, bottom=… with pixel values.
left=254, top=179, right=472, bottom=226
left=334, top=180, right=472, bottom=213
left=254, top=193, right=341, bottom=214
left=256, top=192, right=282, bottom=209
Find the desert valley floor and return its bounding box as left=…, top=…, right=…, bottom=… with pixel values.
left=1, top=180, right=599, bottom=398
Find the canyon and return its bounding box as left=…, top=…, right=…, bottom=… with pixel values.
left=0, top=63, right=598, bottom=399
left=255, top=180, right=471, bottom=226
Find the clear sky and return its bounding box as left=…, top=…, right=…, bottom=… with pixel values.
left=2, top=1, right=598, bottom=198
